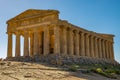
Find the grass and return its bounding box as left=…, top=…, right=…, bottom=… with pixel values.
left=67, top=63, right=120, bottom=79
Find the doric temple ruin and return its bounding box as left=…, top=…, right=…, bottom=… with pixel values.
left=6, top=9, right=117, bottom=64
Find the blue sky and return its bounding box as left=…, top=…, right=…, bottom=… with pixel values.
left=0, top=0, right=120, bottom=62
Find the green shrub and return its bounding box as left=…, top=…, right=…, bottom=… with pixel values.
left=114, top=68, right=120, bottom=75
left=91, top=67, right=117, bottom=79
left=105, top=68, right=116, bottom=73
left=68, top=64, right=79, bottom=72
left=96, top=68, right=103, bottom=73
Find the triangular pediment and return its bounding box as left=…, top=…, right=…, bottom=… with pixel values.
left=7, top=9, right=59, bottom=23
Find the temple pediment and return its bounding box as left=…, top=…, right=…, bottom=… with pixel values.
left=7, top=9, right=59, bottom=23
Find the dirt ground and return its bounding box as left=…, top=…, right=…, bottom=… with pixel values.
left=0, top=61, right=119, bottom=80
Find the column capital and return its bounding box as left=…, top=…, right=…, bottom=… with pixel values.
left=85, top=33, right=90, bottom=36
left=90, top=35, right=94, bottom=38
left=102, top=39, right=105, bottom=41
left=74, top=30, right=79, bottom=34
left=80, top=32, right=85, bottom=36
left=68, top=28, right=74, bottom=32
left=24, top=30, right=29, bottom=34
left=98, top=38, right=102, bottom=40
left=105, top=40, right=109, bottom=43
left=7, top=32, right=12, bottom=35
left=15, top=31, right=21, bottom=35
left=62, top=26, right=68, bottom=31
left=95, top=37, right=98, bottom=40
left=63, top=26, right=67, bottom=30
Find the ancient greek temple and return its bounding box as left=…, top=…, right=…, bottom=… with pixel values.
left=6, top=9, right=115, bottom=61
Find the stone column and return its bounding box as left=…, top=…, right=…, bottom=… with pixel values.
left=111, top=42, right=114, bottom=60
left=94, top=37, right=98, bottom=58
left=108, top=42, right=111, bottom=59
left=7, top=32, right=12, bottom=58
left=24, top=31, right=29, bottom=57
left=30, top=32, right=34, bottom=57
left=54, top=25, right=60, bottom=55
left=98, top=38, right=102, bottom=58
left=105, top=41, right=109, bottom=59
left=108, top=42, right=112, bottom=59
left=62, top=27, right=67, bottom=55
left=44, top=26, right=50, bottom=55
left=34, top=29, right=39, bottom=56
left=107, top=41, right=110, bottom=59
left=69, top=29, right=74, bottom=56
left=15, top=32, right=20, bottom=57
left=38, top=32, right=42, bottom=55
left=90, top=36, right=94, bottom=57
left=80, top=32, right=85, bottom=56
left=75, top=31, right=80, bottom=56
left=85, top=34, right=90, bottom=57
left=101, top=40, right=106, bottom=59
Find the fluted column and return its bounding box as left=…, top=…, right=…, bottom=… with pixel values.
left=44, top=26, right=50, bottom=55
left=54, top=25, right=60, bottom=54
left=108, top=42, right=110, bottom=59
left=30, top=32, right=34, bottom=57
left=68, top=29, right=74, bottom=56
left=109, top=42, right=112, bottom=59
left=38, top=32, right=42, bottom=55
left=101, top=40, right=106, bottom=59
left=7, top=32, right=12, bottom=58
left=34, top=29, right=39, bottom=56
left=85, top=34, right=90, bottom=57
left=98, top=38, right=102, bottom=58
left=15, top=32, right=20, bottom=57
left=90, top=36, right=94, bottom=57
left=111, top=42, right=114, bottom=60
left=24, top=31, right=29, bottom=57
left=75, top=31, right=80, bottom=56
left=108, top=42, right=111, bottom=59
left=80, top=32, right=85, bottom=56
left=94, top=37, right=98, bottom=58
left=62, top=27, right=67, bottom=55
left=105, top=41, right=109, bottom=59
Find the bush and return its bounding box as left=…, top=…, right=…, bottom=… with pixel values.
left=68, top=64, right=79, bottom=72
left=105, top=68, right=116, bottom=73
left=91, top=67, right=117, bottom=79
left=96, top=68, right=103, bottom=73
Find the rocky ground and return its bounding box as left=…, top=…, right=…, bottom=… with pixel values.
left=0, top=61, right=119, bottom=80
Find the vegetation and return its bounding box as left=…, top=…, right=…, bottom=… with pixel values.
left=68, top=64, right=80, bottom=72
left=68, top=63, right=120, bottom=79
